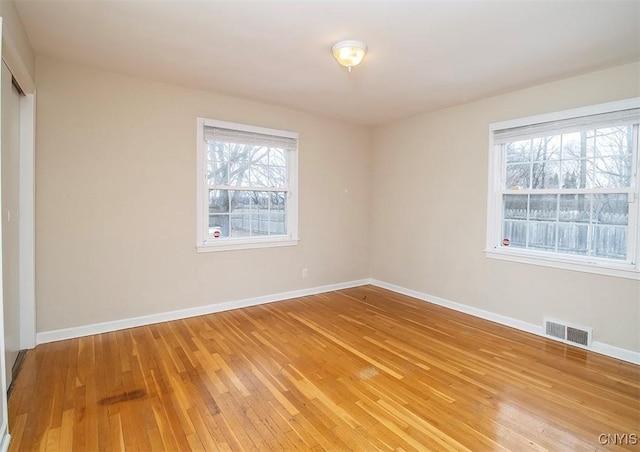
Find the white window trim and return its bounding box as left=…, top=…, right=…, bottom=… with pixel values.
left=485, top=98, right=640, bottom=280
left=196, top=117, right=299, bottom=253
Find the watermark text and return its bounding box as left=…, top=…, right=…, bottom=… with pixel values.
left=598, top=433, right=638, bottom=446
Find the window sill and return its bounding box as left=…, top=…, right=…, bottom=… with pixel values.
left=485, top=248, right=640, bottom=280
left=197, top=236, right=299, bottom=253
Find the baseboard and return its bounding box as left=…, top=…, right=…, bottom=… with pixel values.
left=369, top=279, right=640, bottom=365
left=590, top=342, right=640, bottom=365
left=36, top=277, right=640, bottom=365
left=0, top=422, right=10, bottom=452
left=36, top=279, right=370, bottom=345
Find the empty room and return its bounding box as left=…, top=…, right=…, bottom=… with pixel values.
left=0, top=0, right=638, bottom=450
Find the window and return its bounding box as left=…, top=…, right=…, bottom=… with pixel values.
left=196, top=118, right=299, bottom=252
left=486, top=99, right=640, bottom=279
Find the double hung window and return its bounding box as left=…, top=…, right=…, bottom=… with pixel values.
left=486, top=99, right=640, bottom=279
left=196, top=118, right=298, bottom=252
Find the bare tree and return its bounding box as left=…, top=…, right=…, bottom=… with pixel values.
left=207, top=142, right=287, bottom=236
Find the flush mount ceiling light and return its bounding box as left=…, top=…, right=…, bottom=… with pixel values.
left=331, top=40, right=367, bottom=72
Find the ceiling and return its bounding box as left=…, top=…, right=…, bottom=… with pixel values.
left=14, top=1, right=640, bottom=126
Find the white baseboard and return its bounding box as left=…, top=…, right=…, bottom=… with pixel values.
left=0, top=423, right=10, bottom=452
left=590, top=342, right=640, bottom=365
left=369, top=279, right=640, bottom=365
left=36, top=277, right=639, bottom=365
left=36, top=279, right=370, bottom=345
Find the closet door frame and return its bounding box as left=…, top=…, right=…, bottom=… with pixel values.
left=2, top=17, right=35, bottom=352
left=0, top=14, right=36, bottom=451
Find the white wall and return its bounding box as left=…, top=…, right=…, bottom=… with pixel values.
left=371, top=62, right=640, bottom=353
left=35, top=56, right=371, bottom=332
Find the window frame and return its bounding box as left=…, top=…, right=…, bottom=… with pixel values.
left=196, top=117, right=299, bottom=253
left=485, top=98, right=640, bottom=280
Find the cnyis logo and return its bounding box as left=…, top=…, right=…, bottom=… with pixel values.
left=598, top=433, right=638, bottom=446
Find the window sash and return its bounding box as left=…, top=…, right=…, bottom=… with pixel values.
left=500, top=192, right=631, bottom=262
left=501, top=125, right=636, bottom=192
left=207, top=189, right=289, bottom=239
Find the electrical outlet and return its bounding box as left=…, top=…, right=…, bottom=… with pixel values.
left=302, top=268, right=308, bottom=278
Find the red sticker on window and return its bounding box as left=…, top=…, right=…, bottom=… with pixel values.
left=502, top=238, right=510, bottom=246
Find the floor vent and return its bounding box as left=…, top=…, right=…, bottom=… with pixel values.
left=543, top=318, right=592, bottom=347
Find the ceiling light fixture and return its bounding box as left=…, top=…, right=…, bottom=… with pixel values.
left=331, top=40, right=367, bottom=72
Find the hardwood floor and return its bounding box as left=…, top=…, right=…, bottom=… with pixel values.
left=8, top=285, right=640, bottom=451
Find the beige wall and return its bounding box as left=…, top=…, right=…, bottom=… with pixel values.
left=35, top=54, right=640, bottom=353
left=0, top=0, right=35, bottom=83
left=35, top=56, right=371, bottom=332
left=371, top=62, right=640, bottom=352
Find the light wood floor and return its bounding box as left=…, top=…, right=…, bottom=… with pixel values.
left=8, top=285, right=640, bottom=451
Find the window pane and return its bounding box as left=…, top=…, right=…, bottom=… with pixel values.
left=558, top=223, right=589, bottom=255
left=228, top=191, right=249, bottom=237
left=502, top=195, right=528, bottom=248
left=506, top=163, right=530, bottom=189
left=560, top=158, right=593, bottom=189
left=229, top=191, right=248, bottom=228
left=229, top=158, right=250, bottom=187
left=270, top=192, right=287, bottom=235
left=561, top=132, right=588, bottom=160
left=208, top=215, right=229, bottom=238
left=269, top=167, right=286, bottom=188
left=504, top=194, right=528, bottom=220
left=228, top=143, right=252, bottom=164
left=527, top=195, right=557, bottom=250
left=505, top=140, right=531, bottom=164
left=207, top=142, right=229, bottom=185
left=249, top=165, right=270, bottom=186
left=593, top=194, right=628, bottom=225
left=531, top=136, right=560, bottom=161
left=209, top=190, right=229, bottom=213
left=593, top=157, right=632, bottom=188
left=594, top=126, right=631, bottom=158
left=207, top=142, right=229, bottom=161
left=528, top=222, right=556, bottom=251
left=592, top=194, right=628, bottom=258
left=502, top=220, right=526, bottom=247
left=250, top=191, right=270, bottom=236
left=529, top=195, right=557, bottom=221
left=559, top=194, right=590, bottom=223
left=207, top=160, right=228, bottom=185
left=592, top=225, right=627, bottom=259
left=229, top=190, right=250, bottom=212
left=228, top=144, right=263, bottom=188
left=252, top=147, right=269, bottom=165
left=270, top=148, right=286, bottom=167
left=532, top=160, right=560, bottom=189
left=229, top=214, right=250, bottom=237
